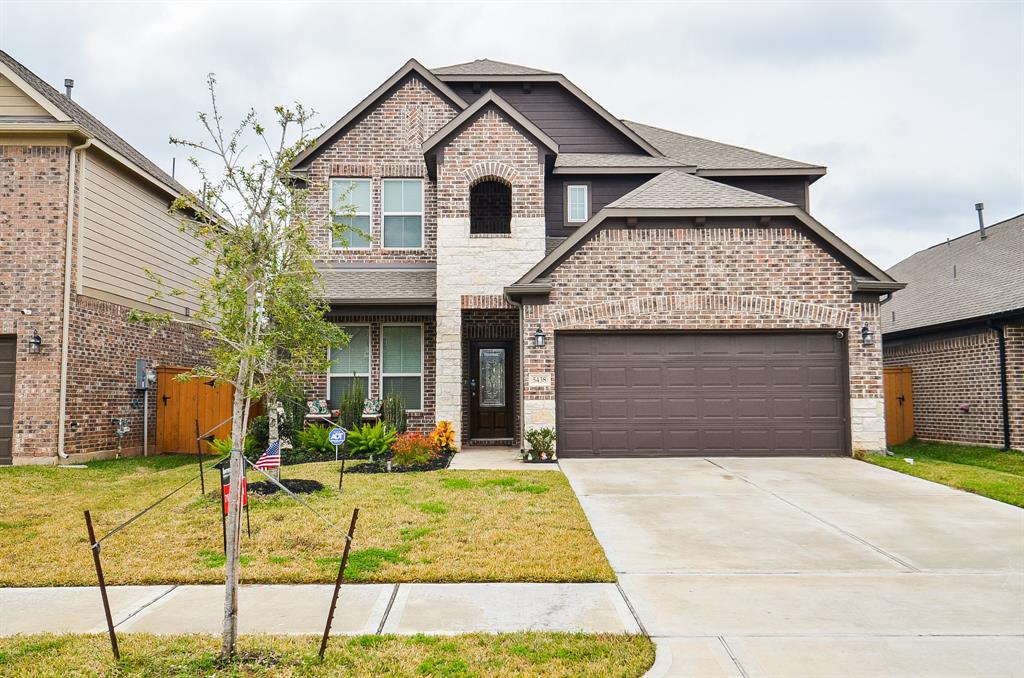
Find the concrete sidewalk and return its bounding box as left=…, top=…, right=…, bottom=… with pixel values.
left=0, top=583, right=640, bottom=637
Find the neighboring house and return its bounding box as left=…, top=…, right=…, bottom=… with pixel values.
left=291, top=58, right=902, bottom=457
left=0, top=51, right=206, bottom=465
left=882, top=213, right=1024, bottom=450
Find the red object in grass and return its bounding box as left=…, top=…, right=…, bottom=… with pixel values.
left=222, top=476, right=248, bottom=515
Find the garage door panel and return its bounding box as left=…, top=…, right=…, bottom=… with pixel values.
left=556, top=332, right=847, bottom=458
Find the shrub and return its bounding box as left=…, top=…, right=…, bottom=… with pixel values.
left=208, top=437, right=233, bottom=456
left=381, top=394, right=407, bottom=434
left=278, top=392, right=308, bottom=444
left=336, top=382, right=365, bottom=432
left=247, top=415, right=269, bottom=448
left=347, top=421, right=397, bottom=460
left=525, top=427, right=556, bottom=456
left=430, top=420, right=457, bottom=454
left=392, top=432, right=435, bottom=467
left=296, top=424, right=334, bottom=457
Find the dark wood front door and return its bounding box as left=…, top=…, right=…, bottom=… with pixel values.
left=470, top=340, right=513, bottom=439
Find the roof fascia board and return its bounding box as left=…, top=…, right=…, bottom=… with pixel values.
left=552, top=165, right=694, bottom=175
left=0, top=121, right=83, bottom=134
left=291, top=59, right=468, bottom=169
left=883, top=307, right=1024, bottom=340
left=696, top=167, right=827, bottom=177
left=0, top=61, right=72, bottom=122
left=852, top=277, right=906, bottom=293
left=325, top=297, right=436, bottom=305
left=437, top=72, right=662, bottom=157
left=421, top=90, right=559, bottom=156
left=516, top=205, right=896, bottom=286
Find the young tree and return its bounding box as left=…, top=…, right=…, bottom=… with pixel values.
left=136, top=75, right=352, bottom=658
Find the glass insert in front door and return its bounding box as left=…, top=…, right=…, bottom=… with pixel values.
left=478, top=348, right=506, bottom=407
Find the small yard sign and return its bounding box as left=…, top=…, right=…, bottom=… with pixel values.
left=329, top=427, right=347, bottom=446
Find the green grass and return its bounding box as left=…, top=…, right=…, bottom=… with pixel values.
left=0, top=632, right=655, bottom=677
left=0, top=455, right=614, bottom=586
left=865, top=440, right=1024, bottom=507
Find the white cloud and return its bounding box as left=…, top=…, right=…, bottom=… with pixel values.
left=1, top=0, right=1020, bottom=267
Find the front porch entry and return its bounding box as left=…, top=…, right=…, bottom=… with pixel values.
left=461, top=308, right=520, bottom=447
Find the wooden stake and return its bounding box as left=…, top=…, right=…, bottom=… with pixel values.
left=338, top=459, right=345, bottom=491
left=318, top=508, right=359, bottom=660
left=84, top=510, right=120, bottom=660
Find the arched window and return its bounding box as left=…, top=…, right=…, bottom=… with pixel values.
left=470, top=179, right=511, bottom=234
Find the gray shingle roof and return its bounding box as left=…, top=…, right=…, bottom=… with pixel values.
left=554, top=153, right=689, bottom=169
left=0, top=49, right=183, bottom=195
left=316, top=266, right=436, bottom=304
left=882, top=214, right=1024, bottom=334
left=623, top=120, right=822, bottom=171
left=432, top=59, right=555, bottom=76
left=607, top=169, right=794, bottom=210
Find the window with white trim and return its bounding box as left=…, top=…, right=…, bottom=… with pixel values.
left=331, top=179, right=371, bottom=248
left=328, top=325, right=370, bottom=406
left=382, top=324, right=423, bottom=410
left=567, top=183, right=589, bottom=223
left=382, top=179, right=423, bottom=248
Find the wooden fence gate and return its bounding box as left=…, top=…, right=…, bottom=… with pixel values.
left=156, top=366, right=235, bottom=454
left=884, top=366, right=915, bottom=447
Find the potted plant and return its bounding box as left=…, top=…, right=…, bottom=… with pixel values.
left=523, top=427, right=556, bottom=463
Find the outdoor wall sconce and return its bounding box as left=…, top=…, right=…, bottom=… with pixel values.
left=533, top=326, right=546, bottom=348
left=27, top=329, right=42, bottom=354
left=861, top=324, right=875, bottom=347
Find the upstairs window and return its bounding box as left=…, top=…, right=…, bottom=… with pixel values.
left=328, top=324, right=370, bottom=406
left=566, top=183, right=590, bottom=224
left=470, top=179, right=512, bottom=234
left=382, top=179, right=423, bottom=248
left=331, top=179, right=371, bottom=248
left=382, top=324, right=423, bottom=410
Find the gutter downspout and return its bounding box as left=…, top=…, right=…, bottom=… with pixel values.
left=990, top=320, right=1012, bottom=450
left=57, top=137, right=94, bottom=460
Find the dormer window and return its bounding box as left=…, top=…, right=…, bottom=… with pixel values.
left=566, top=183, right=590, bottom=224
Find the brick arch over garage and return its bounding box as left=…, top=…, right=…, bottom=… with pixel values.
left=548, top=294, right=851, bottom=330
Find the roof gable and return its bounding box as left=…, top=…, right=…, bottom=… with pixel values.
left=0, top=72, right=54, bottom=118
left=882, top=213, right=1024, bottom=334
left=291, top=59, right=467, bottom=170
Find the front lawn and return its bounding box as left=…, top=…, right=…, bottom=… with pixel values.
left=0, top=632, right=655, bottom=677
left=0, top=455, right=613, bottom=586
left=865, top=440, right=1024, bottom=507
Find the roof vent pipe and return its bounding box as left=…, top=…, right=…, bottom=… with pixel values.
left=975, top=202, right=986, bottom=240
left=64, top=78, right=74, bottom=98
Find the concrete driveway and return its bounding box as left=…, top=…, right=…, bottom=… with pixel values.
left=560, top=457, right=1024, bottom=678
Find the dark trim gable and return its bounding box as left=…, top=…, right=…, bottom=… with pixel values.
left=290, top=59, right=468, bottom=170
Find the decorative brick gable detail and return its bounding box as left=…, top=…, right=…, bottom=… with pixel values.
left=461, top=294, right=514, bottom=310
left=306, top=75, right=460, bottom=264
left=884, top=324, right=1024, bottom=450
left=521, top=220, right=885, bottom=452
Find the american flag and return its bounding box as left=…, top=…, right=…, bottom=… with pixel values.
left=255, top=439, right=281, bottom=470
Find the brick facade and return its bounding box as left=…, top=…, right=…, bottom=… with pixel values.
left=305, top=75, right=458, bottom=264
left=522, top=220, right=886, bottom=452
left=883, top=323, right=1023, bottom=450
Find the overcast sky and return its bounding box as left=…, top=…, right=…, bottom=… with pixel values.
left=1, top=1, right=1021, bottom=268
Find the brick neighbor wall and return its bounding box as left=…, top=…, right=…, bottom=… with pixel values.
left=305, top=75, right=459, bottom=264
left=63, top=295, right=207, bottom=457
left=884, top=324, right=1023, bottom=450
left=522, top=219, right=886, bottom=452
left=0, top=143, right=69, bottom=461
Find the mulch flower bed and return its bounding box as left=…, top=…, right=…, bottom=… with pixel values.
left=247, top=478, right=325, bottom=495
left=345, top=454, right=453, bottom=474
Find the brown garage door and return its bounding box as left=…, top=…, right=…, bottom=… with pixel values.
left=555, top=332, right=847, bottom=457
left=0, top=337, right=15, bottom=465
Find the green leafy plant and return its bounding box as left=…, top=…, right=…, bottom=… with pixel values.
left=296, top=424, right=334, bottom=457
left=524, top=427, right=556, bottom=457
left=347, top=421, right=397, bottom=460
left=209, top=437, right=233, bottom=456
left=381, top=394, right=407, bottom=434
left=336, top=381, right=365, bottom=432
left=391, top=432, right=435, bottom=467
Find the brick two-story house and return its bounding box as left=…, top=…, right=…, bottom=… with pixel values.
left=291, top=58, right=902, bottom=457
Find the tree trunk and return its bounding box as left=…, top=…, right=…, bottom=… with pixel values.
left=220, top=357, right=249, bottom=660
left=267, top=393, right=280, bottom=481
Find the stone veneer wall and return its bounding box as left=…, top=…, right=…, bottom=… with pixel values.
left=521, top=220, right=886, bottom=453
left=434, top=108, right=546, bottom=440
left=0, top=143, right=69, bottom=461
left=883, top=323, right=1023, bottom=450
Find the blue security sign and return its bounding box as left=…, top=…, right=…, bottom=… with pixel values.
left=329, top=427, right=347, bottom=446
